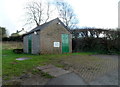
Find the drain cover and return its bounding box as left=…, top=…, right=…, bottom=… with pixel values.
left=16, top=57, right=31, bottom=61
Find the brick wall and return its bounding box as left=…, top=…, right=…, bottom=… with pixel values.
left=23, top=19, right=72, bottom=54
left=40, top=19, right=72, bottom=54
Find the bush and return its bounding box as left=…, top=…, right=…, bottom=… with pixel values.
left=2, top=36, right=23, bottom=41
left=13, top=49, right=23, bottom=54
left=72, top=37, right=120, bottom=54
left=72, top=28, right=120, bottom=54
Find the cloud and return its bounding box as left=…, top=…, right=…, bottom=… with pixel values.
left=0, top=0, right=119, bottom=35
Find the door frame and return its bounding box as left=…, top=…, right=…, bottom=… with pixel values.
left=28, top=35, right=32, bottom=54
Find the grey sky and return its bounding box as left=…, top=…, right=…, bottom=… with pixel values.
left=0, top=0, right=119, bottom=36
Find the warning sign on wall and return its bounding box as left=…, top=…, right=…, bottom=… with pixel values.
left=54, top=42, right=60, bottom=47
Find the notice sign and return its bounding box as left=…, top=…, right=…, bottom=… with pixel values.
left=54, top=42, right=60, bottom=47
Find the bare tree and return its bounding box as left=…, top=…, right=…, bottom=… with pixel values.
left=55, top=1, right=79, bottom=29
left=25, top=1, right=53, bottom=27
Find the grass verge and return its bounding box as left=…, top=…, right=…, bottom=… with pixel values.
left=2, top=49, right=96, bottom=81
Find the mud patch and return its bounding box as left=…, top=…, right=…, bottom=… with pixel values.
left=3, top=73, right=50, bottom=85
left=21, top=74, right=49, bottom=85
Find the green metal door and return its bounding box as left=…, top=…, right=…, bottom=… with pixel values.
left=28, top=35, right=32, bottom=54
left=61, top=34, right=69, bottom=53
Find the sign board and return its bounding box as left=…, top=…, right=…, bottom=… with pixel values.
left=54, top=42, right=60, bottom=47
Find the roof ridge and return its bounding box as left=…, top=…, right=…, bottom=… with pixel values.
left=28, top=18, right=59, bottom=33
left=23, top=18, right=71, bottom=36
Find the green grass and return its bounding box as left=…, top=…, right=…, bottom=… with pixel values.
left=31, top=69, right=54, bottom=78
left=2, top=50, right=57, bottom=80
left=2, top=49, right=96, bottom=80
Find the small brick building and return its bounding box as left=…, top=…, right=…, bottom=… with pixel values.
left=23, top=18, right=72, bottom=54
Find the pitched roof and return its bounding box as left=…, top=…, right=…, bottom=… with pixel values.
left=23, top=18, right=71, bottom=36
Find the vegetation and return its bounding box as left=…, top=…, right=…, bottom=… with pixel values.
left=2, top=49, right=54, bottom=80
left=2, top=41, right=95, bottom=81
left=2, top=36, right=23, bottom=41
left=72, top=28, right=120, bottom=54
left=55, top=1, right=79, bottom=29
left=2, top=49, right=94, bottom=80
left=0, top=26, right=8, bottom=38
left=2, top=41, right=23, bottom=49
left=2, top=28, right=25, bottom=42
left=25, top=0, right=55, bottom=27
left=2, top=27, right=119, bottom=82
left=24, top=0, right=78, bottom=29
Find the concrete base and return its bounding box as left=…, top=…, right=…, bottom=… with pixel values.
left=46, top=72, right=87, bottom=85
left=37, top=64, right=70, bottom=77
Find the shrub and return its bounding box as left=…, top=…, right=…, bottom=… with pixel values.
left=13, top=49, right=23, bottom=54
left=2, top=36, right=23, bottom=41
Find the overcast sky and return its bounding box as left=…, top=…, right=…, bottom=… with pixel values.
left=0, top=0, right=119, bottom=36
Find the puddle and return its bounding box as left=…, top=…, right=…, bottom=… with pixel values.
left=2, top=55, right=7, bottom=56
left=16, top=57, right=31, bottom=61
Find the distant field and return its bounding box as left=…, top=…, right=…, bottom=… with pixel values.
left=2, top=41, right=23, bottom=49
